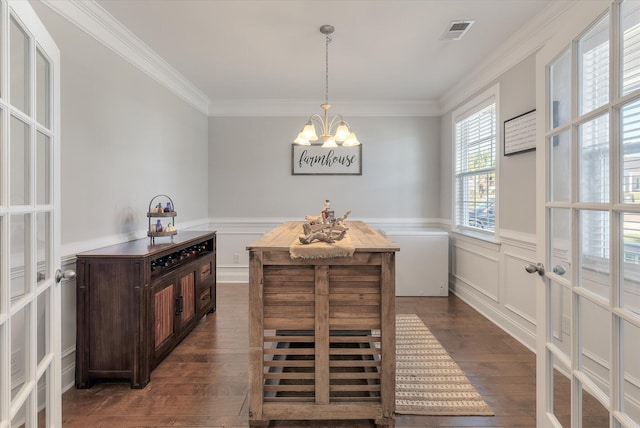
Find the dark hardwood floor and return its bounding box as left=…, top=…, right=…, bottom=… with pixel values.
left=61, top=283, right=605, bottom=427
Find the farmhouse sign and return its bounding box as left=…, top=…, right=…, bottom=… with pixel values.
left=292, top=144, right=362, bottom=175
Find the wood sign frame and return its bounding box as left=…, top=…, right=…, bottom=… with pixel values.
left=292, top=144, right=362, bottom=175
left=504, top=109, right=536, bottom=156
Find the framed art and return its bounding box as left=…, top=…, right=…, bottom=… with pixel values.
left=504, top=109, right=536, bottom=156
left=292, top=144, right=362, bottom=175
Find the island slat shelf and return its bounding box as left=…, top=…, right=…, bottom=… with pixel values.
left=247, top=221, right=398, bottom=427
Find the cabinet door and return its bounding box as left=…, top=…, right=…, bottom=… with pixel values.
left=154, top=282, right=175, bottom=351
left=179, top=271, right=196, bottom=326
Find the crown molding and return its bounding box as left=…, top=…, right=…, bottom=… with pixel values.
left=39, top=0, right=587, bottom=119
left=208, top=98, right=441, bottom=117
left=40, top=0, right=211, bottom=115
left=439, top=0, right=579, bottom=114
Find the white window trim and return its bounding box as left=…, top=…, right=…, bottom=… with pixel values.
left=451, top=83, right=501, bottom=242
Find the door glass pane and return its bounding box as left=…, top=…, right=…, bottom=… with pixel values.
left=37, top=288, right=49, bottom=366
left=580, top=297, right=611, bottom=396
left=550, top=130, right=571, bottom=202
left=552, top=360, right=571, bottom=427
left=37, top=368, right=49, bottom=426
left=11, top=305, right=27, bottom=401
left=582, top=382, right=610, bottom=427
left=622, top=212, right=640, bottom=315
left=622, top=99, right=640, bottom=204
left=579, top=114, right=610, bottom=203
left=579, top=14, right=609, bottom=115
left=11, top=399, right=27, bottom=427
left=36, top=131, right=50, bottom=205
left=622, top=0, right=640, bottom=95
left=36, top=212, right=50, bottom=284
left=10, top=214, right=29, bottom=300
left=36, top=48, right=50, bottom=128
left=10, top=116, right=30, bottom=206
left=622, top=318, right=640, bottom=422
left=550, top=49, right=571, bottom=129
left=0, top=108, right=2, bottom=198
left=10, top=15, right=30, bottom=114
left=551, top=208, right=572, bottom=281
left=580, top=210, right=610, bottom=302
left=550, top=280, right=571, bottom=354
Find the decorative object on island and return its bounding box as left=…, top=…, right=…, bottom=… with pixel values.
left=246, top=221, right=398, bottom=427
left=147, top=194, right=177, bottom=243
left=293, top=25, right=361, bottom=148
left=75, top=231, right=217, bottom=389
left=299, top=199, right=351, bottom=244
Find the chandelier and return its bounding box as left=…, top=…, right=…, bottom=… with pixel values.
left=294, top=25, right=361, bottom=148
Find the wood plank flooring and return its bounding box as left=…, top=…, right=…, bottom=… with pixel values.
left=61, top=283, right=606, bottom=427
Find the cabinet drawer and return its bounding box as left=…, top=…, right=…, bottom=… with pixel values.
left=200, top=260, right=213, bottom=282
left=199, top=288, right=211, bottom=310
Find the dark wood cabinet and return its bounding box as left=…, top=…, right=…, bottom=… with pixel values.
left=75, top=231, right=216, bottom=389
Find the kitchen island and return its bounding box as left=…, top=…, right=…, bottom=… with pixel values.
left=246, top=221, right=398, bottom=427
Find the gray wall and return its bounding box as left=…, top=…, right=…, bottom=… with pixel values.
left=31, top=2, right=210, bottom=252
left=30, top=2, right=211, bottom=392
left=499, top=55, right=536, bottom=234
left=440, top=53, right=537, bottom=235
left=209, top=116, right=441, bottom=220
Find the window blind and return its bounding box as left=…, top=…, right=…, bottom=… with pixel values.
left=455, top=103, right=496, bottom=231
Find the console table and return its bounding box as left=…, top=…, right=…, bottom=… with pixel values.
left=75, top=230, right=216, bottom=389
left=246, top=221, right=398, bottom=427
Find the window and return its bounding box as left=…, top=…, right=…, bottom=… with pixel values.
left=454, top=87, right=498, bottom=234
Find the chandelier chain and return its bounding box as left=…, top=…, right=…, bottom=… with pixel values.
left=325, top=34, right=332, bottom=105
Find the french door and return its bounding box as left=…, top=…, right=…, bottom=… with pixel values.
left=0, top=1, right=61, bottom=427
left=535, top=0, right=640, bottom=426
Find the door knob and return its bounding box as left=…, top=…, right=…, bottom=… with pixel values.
left=55, top=269, right=76, bottom=284
left=552, top=265, right=566, bottom=275
left=525, top=262, right=545, bottom=276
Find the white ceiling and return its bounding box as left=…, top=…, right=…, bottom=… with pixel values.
left=94, top=0, right=558, bottom=113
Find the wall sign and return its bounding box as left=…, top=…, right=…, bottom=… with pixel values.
left=292, top=144, right=362, bottom=175
left=504, top=109, right=536, bottom=156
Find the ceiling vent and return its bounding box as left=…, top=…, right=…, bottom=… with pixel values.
left=441, top=20, right=475, bottom=40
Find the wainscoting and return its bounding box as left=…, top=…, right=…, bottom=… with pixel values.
left=449, top=229, right=538, bottom=352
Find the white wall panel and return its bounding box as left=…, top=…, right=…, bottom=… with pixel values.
left=61, top=257, right=77, bottom=392
left=503, top=251, right=537, bottom=326
left=453, top=244, right=500, bottom=302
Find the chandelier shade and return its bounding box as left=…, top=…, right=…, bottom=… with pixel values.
left=294, top=25, right=361, bottom=149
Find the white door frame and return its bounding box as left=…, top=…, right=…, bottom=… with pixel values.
left=0, top=1, right=60, bottom=427
left=535, top=1, right=640, bottom=427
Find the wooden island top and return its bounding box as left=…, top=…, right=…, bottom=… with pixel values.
left=246, top=221, right=400, bottom=253
left=246, top=220, right=398, bottom=427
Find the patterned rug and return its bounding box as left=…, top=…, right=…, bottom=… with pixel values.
left=395, top=314, right=494, bottom=416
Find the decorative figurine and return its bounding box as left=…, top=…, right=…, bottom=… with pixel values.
left=321, top=199, right=335, bottom=221
left=300, top=200, right=350, bottom=244
left=155, top=202, right=163, bottom=213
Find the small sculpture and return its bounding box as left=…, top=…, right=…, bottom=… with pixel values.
left=321, top=199, right=335, bottom=221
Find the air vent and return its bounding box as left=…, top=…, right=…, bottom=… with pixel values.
left=441, top=20, right=475, bottom=40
